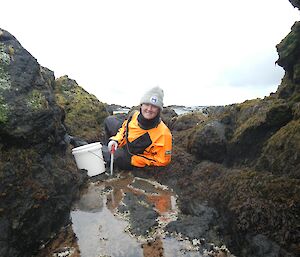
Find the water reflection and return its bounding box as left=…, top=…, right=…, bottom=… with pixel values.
left=71, top=174, right=202, bottom=257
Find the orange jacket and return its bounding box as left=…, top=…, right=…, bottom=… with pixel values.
left=110, top=111, right=172, bottom=167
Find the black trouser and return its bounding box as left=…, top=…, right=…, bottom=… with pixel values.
left=102, top=114, right=133, bottom=171
left=103, top=114, right=126, bottom=144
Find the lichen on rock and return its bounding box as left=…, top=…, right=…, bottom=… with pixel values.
left=0, top=43, right=11, bottom=91
left=26, top=89, right=48, bottom=111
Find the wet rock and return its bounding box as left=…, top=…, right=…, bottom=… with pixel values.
left=118, top=192, right=158, bottom=236
left=166, top=214, right=215, bottom=241
left=180, top=200, right=219, bottom=220
left=166, top=201, right=221, bottom=243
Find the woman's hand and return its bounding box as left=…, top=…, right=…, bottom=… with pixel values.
left=108, top=140, right=118, bottom=152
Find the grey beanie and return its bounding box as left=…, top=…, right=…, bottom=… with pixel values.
left=140, top=86, right=164, bottom=110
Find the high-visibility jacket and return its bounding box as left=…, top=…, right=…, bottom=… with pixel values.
left=110, top=111, right=172, bottom=167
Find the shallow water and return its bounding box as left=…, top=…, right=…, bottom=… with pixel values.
left=71, top=174, right=203, bottom=257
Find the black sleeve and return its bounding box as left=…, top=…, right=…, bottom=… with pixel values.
left=114, top=147, right=133, bottom=170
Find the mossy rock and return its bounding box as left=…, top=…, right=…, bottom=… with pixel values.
left=188, top=120, right=227, bottom=163
left=181, top=162, right=300, bottom=255
left=161, top=106, right=178, bottom=129
left=276, top=70, right=300, bottom=104
left=293, top=102, right=300, bottom=119
left=227, top=100, right=292, bottom=165
left=256, top=119, right=300, bottom=178
left=172, top=111, right=207, bottom=131
left=54, top=76, right=109, bottom=142
left=0, top=145, right=87, bottom=256
left=276, top=21, right=300, bottom=74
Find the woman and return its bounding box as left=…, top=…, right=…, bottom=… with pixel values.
left=103, top=86, right=172, bottom=170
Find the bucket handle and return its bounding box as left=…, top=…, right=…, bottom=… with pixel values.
left=88, top=150, right=105, bottom=163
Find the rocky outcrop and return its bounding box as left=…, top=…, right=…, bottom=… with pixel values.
left=171, top=111, right=206, bottom=131
left=0, top=29, right=87, bottom=257
left=189, top=120, right=227, bottom=163
left=173, top=161, right=300, bottom=256
left=188, top=97, right=296, bottom=170
left=276, top=21, right=300, bottom=102
left=54, top=75, right=109, bottom=143
left=257, top=119, right=300, bottom=178
left=1, top=1, right=300, bottom=256
left=179, top=2, right=300, bottom=255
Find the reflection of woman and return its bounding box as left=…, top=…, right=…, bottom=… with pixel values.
left=102, top=86, right=172, bottom=170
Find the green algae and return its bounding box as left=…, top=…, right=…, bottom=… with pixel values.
left=54, top=76, right=108, bottom=141
left=232, top=101, right=291, bottom=142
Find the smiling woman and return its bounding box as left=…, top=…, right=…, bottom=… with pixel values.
left=0, top=0, right=298, bottom=107
left=102, top=86, right=172, bottom=170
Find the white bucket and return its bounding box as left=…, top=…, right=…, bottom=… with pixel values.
left=72, top=142, right=105, bottom=177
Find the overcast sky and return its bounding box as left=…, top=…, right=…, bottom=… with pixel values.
left=1, top=0, right=299, bottom=107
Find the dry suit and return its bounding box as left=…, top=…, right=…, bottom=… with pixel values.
left=103, top=110, right=172, bottom=170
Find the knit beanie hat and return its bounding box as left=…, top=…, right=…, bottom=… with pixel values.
left=140, top=86, right=164, bottom=110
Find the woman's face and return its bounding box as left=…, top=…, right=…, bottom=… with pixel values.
left=141, top=103, right=160, bottom=120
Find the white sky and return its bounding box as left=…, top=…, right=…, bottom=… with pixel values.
left=1, top=0, right=299, bottom=107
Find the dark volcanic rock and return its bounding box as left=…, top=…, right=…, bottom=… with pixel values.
left=0, top=28, right=87, bottom=257
left=0, top=31, right=65, bottom=152
left=166, top=202, right=220, bottom=241
left=188, top=120, right=227, bottom=163
left=118, top=192, right=158, bottom=236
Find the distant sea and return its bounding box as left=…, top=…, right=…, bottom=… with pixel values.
left=171, top=106, right=206, bottom=115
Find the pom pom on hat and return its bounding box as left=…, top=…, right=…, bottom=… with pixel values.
left=140, top=86, right=164, bottom=110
